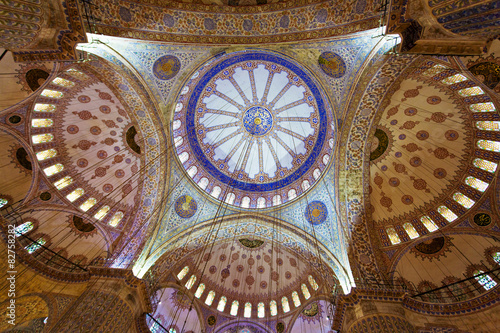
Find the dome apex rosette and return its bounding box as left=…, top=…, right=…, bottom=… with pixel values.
left=173, top=50, right=335, bottom=208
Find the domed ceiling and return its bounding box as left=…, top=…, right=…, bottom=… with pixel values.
left=173, top=50, right=334, bottom=208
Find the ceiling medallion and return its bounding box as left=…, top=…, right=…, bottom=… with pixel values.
left=173, top=50, right=334, bottom=208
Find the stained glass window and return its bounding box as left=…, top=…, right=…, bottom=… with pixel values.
left=257, top=197, right=266, bottom=208
left=438, top=205, right=459, bottom=222
left=475, top=270, right=497, bottom=290
left=187, top=165, right=197, bottom=178
left=308, top=275, right=319, bottom=290
left=313, top=168, right=321, bottom=179
left=442, top=74, right=467, bottom=85
left=470, top=102, right=496, bottom=112
left=458, top=86, right=484, bottom=97
left=185, top=275, right=196, bottom=290
left=282, top=297, right=290, bottom=313
left=52, top=77, right=74, bottom=87
left=301, top=283, right=311, bottom=299
left=270, top=300, right=277, bottom=316
left=79, top=198, right=96, bottom=212
left=476, top=121, right=500, bottom=131
left=177, top=266, right=189, bottom=280
left=92, top=206, right=109, bottom=220
left=32, top=119, right=53, bottom=127
left=67, top=69, right=89, bottom=80
left=493, top=252, right=500, bottom=264
left=453, top=193, right=475, bottom=209
left=15, top=221, right=33, bottom=236
left=465, top=176, right=488, bottom=192
left=169, top=328, right=176, bottom=333
left=41, top=89, right=63, bottom=98
left=0, top=198, right=8, bottom=208
left=194, top=283, right=205, bottom=298
left=257, top=302, right=265, bottom=318
left=173, top=119, right=181, bottom=130
left=205, top=291, right=215, bottom=306
left=230, top=300, right=239, bottom=316
left=292, top=291, right=301, bottom=307
left=36, top=149, right=57, bottom=161
left=386, top=227, right=401, bottom=245
left=54, top=176, right=72, bottom=190
left=179, top=152, right=189, bottom=164
left=323, top=154, right=330, bottom=165
left=34, top=103, right=55, bottom=112
left=423, top=64, right=447, bottom=76
left=421, top=216, right=439, bottom=232
left=217, top=296, right=227, bottom=312
left=288, top=189, right=297, bottom=200
left=150, top=321, right=160, bottom=333
left=273, top=195, right=281, bottom=206
left=32, top=133, right=54, bottom=144
left=473, top=158, right=498, bottom=173
left=477, top=140, right=500, bottom=152
left=174, top=136, right=183, bottom=147
left=403, top=223, right=419, bottom=239
left=302, top=180, right=310, bottom=191
left=43, top=164, right=63, bottom=177
left=26, top=238, right=46, bottom=253
left=66, top=188, right=84, bottom=202
left=109, top=211, right=124, bottom=227
left=244, top=302, right=251, bottom=318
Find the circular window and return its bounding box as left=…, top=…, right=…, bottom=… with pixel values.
left=173, top=51, right=334, bottom=208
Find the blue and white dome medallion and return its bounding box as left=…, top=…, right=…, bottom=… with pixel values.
left=173, top=51, right=335, bottom=208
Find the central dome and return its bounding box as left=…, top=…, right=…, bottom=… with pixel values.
left=173, top=51, right=334, bottom=208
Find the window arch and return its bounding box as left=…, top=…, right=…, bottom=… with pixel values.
left=308, top=275, right=319, bottom=290
left=291, top=291, right=301, bottom=307
left=244, top=302, right=251, bottom=318
left=177, top=266, right=189, bottom=280
left=386, top=227, right=401, bottom=245
left=257, top=302, right=264, bottom=318
left=301, top=284, right=311, bottom=299
left=474, top=270, right=497, bottom=290
left=421, top=216, right=438, bottom=232
left=15, top=221, right=34, bottom=236
left=465, top=176, right=488, bottom=192
left=194, top=283, right=205, bottom=298
left=403, top=223, right=419, bottom=239
left=452, top=193, right=474, bottom=209
left=270, top=300, right=277, bottom=316
left=281, top=296, right=290, bottom=313
left=205, top=291, right=215, bottom=306
left=473, top=158, right=497, bottom=173
left=438, top=205, right=458, bottom=222
left=0, top=198, right=9, bottom=209
left=477, top=139, right=500, bottom=152
left=217, top=296, right=227, bottom=312
left=493, top=252, right=500, bottom=264
left=230, top=300, right=239, bottom=316
left=25, top=238, right=46, bottom=253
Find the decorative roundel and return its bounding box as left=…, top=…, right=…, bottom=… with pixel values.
left=473, top=213, right=491, bottom=226
left=318, top=52, right=346, bottom=78
left=173, top=50, right=335, bottom=208
left=153, top=55, right=181, bottom=80
left=305, top=201, right=328, bottom=225
left=174, top=195, right=197, bottom=218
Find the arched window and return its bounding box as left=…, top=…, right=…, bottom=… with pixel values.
left=470, top=102, right=496, bottom=112
left=54, top=176, right=73, bottom=190
left=244, top=302, right=251, bottom=318
left=173, top=119, right=182, bottom=130
left=270, top=300, right=277, bottom=316
left=421, top=216, right=438, bottom=232
left=52, top=77, right=74, bottom=87
left=34, top=103, right=55, bottom=112
left=477, top=139, right=500, bottom=152
left=32, top=119, right=53, bottom=128
left=458, top=86, right=484, bottom=97
left=178, top=152, right=189, bottom=164
left=32, top=133, right=54, bottom=144
left=79, top=198, right=96, bottom=212
left=403, top=223, right=419, bottom=239
left=241, top=196, right=250, bottom=208
left=453, top=193, right=475, bottom=209
left=473, top=158, right=497, bottom=173
left=442, top=73, right=467, bottom=85
left=94, top=206, right=110, bottom=220
left=174, top=136, right=183, bottom=147
left=217, top=296, right=227, bottom=312
left=0, top=198, right=8, bottom=209
left=177, top=266, right=189, bottom=280
left=211, top=186, right=221, bottom=199
left=272, top=195, right=282, bottom=206
left=150, top=319, right=161, bottom=333
left=43, top=164, right=63, bottom=177
left=292, top=291, right=301, bottom=307
left=288, top=189, right=297, bottom=200
left=256, top=197, right=266, bottom=208
left=308, top=275, right=319, bottom=290
left=438, top=205, right=458, bottom=222
left=109, top=211, right=124, bottom=227
left=301, top=283, right=311, bottom=299
left=301, top=180, right=310, bottom=191
left=205, top=291, right=215, bottom=306
left=281, top=296, right=290, bottom=313
left=493, top=252, right=500, bottom=264
left=194, top=283, right=205, bottom=298
left=66, top=68, right=89, bottom=80
left=198, top=177, right=209, bottom=190
left=230, top=300, right=239, bottom=316
left=386, top=227, right=401, bottom=245
left=257, top=302, right=264, bottom=318
left=25, top=238, right=46, bottom=253
left=225, top=192, right=235, bottom=205
left=15, top=221, right=33, bottom=236
left=187, top=165, right=197, bottom=178
left=476, top=121, right=500, bottom=131
left=185, top=275, right=196, bottom=290
left=66, top=188, right=84, bottom=202
left=36, top=149, right=57, bottom=161
left=474, top=270, right=497, bottom=290
left=465, top=176, right=488, bottom=192
left=41, top=89, right=63, bottom=98
left=423, top=64, right=447, bottom=76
